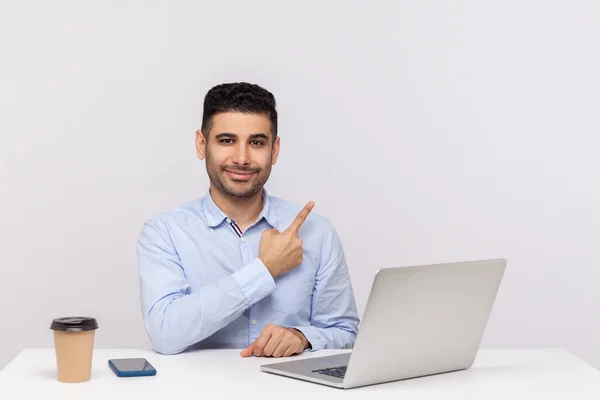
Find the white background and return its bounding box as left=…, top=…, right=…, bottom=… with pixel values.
left=1, top=1, right=598, bottom=370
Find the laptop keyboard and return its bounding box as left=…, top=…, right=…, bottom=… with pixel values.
left=312, top=365, right=347, bottom=379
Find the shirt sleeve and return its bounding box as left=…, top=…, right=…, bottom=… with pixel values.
left=291, top=227, right=360, bottom=351
left=137, top=217, right=276, bottom=355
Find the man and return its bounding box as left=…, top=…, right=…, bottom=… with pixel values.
left=137, top=82, right=359, bottom=358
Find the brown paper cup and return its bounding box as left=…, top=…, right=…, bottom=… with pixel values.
left=50, top=317, right=98, bottom=383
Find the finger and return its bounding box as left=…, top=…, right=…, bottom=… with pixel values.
left=283, top=343, right=301, bottom=357
left=286, top=201, right=315, bottom=235
left=262, top=328, right=286, bottom=357
left=253, top=330, right=274, bottom=357
left=272, top=340, right=291, bottom=358
left=240, top=342, right=255, bottom=357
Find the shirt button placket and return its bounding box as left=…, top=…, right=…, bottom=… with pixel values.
left=242, top=235, right=260, bottom=340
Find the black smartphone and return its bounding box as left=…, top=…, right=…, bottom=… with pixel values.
left=108, top=358, right=157, bottom=377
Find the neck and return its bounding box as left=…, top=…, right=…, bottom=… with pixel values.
left=210, top=186, right=264, bottom=230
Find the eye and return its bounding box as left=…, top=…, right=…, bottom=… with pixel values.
left=250, top=140, right=265, bottom=146
left=219, top=139, right=234, bottom=144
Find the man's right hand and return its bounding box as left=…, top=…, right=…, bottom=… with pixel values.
left=258, top=201, right=315, bottom=278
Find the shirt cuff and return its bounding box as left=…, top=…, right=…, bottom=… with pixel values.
left=232, top=257, right=276, bottom=307
left=289, top=326, right=323, bottom=352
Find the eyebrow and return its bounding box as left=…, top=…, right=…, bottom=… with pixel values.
left=215, top=133, right=270, bottom=141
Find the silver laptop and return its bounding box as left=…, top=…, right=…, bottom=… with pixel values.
left=260, top=258, right=507, bottom=389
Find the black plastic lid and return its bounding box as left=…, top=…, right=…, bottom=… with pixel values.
left=50, top=317, right=98, bottom=332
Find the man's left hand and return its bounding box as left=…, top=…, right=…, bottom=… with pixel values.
left=240, top=324, right=309, bottom=358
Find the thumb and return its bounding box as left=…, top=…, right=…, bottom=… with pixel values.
left=262, top=228, right=279, bottom=237
left=240, top=342, right=255, bottom=357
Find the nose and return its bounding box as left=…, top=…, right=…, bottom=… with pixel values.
left=232, top=143, right=250, bottom=166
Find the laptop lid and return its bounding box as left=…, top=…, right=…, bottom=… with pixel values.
left=342, top=258, right=506, bottom=388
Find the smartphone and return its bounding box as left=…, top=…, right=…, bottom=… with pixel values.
left=108, top=358, right=157, bottom=377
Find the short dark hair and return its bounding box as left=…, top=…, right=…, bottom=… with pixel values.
left=201, top=82, right=278, bottom=138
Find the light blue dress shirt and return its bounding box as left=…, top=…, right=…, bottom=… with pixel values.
left=136, top=189, right=359, bottom=355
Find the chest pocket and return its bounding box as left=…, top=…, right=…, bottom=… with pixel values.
left=270, top=265, right=315, bottom=315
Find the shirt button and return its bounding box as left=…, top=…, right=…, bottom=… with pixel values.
left=226, top=218, right=231, bottom=223
left=241, top=237, right=247, bottom=243
left=251, top=319, right=257, bottom=325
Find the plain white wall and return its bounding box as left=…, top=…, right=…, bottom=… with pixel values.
left=1, top=1, right=599, bottom=370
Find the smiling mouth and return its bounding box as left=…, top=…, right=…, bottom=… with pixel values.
left=224, top=169, right=257, bottom=181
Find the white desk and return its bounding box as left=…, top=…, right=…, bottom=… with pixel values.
left=1, top=348, right=599, bottom=399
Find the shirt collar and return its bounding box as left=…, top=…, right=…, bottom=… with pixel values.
left=202, top=188, right=278, bottom=229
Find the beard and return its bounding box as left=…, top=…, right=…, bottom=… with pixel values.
left=205, top=148, right=272, bottom=199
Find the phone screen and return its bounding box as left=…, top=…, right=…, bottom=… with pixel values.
left=110, top=358, right=155, bottom=372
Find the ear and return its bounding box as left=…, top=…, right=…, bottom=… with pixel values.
left=196, top=129, right=207, bottom=160
left=271, top=136, right=280, bottom=165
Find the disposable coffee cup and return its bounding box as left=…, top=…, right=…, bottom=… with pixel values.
left=50, top=317, right=98, bottom=383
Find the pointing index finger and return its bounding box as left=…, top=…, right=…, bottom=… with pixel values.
left=287, top=201, right=315, bottom=234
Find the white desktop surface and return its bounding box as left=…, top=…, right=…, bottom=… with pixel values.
left=1, top=348, right=599, bottom=399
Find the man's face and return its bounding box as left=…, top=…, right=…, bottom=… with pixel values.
left=196, top=112, right=280, bottom=199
